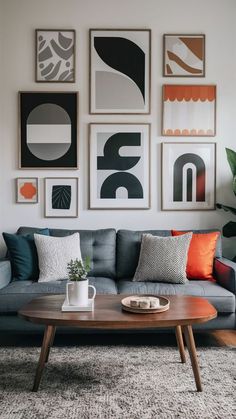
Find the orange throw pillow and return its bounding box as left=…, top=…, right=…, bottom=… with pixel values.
left=171, top=230, right=220, bottom=280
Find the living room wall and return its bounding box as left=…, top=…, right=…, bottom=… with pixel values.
left=0, top=0, right=236, bottom=257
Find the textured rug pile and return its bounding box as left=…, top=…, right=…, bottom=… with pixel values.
left=0, top=346, right=235, bottom=419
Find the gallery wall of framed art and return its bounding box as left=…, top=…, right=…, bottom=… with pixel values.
left=2, top=0, right=233, bottom=238
left=15, top=26, right=217, bottom=217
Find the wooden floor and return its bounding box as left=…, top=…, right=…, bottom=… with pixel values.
left=210, top=330, right=236, bottom=347
left=0, top=330, right=236, bottom=347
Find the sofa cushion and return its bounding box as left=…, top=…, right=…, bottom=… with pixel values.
left=0, top=277, right=118, bottom=313
left=3, top=229, right=50, bottom=281
left=17, top=227, right=116, bottom=279
left=133, top=233, right=192, bottom=284
left=117, top=280, right=235, bottom=313
left=172, top=230, right=220, bottom=280
left=0, top=260, right=11, bottom=289
left=35, top=233, right=82, bottom=282
left=116, top=229, right=222, bottom=280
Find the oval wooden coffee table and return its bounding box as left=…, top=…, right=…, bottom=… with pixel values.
left=18, top=294, right=217, bottom=392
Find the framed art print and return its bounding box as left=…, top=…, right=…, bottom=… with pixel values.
left=44, top=178, right=78, bottom=218
left=162, top=143, right=216, bottom=211
left=163, top=34, right=205, bottom=77
left=19, top=92, right=78, bottom=169
left=35, top=29, right=75, bottom=82
left=90, top=124, right=150, bottom=209
left=90, top=29, right=151, bottom=114
left=16, top=178, right=38, bottom=203
left=162, top=85, right=216, bottom=136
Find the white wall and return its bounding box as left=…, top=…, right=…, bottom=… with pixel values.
left=1, top=0, right=236, bottom=257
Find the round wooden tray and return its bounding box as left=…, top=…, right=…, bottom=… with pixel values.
left=121, top=295, right=170, bottom=314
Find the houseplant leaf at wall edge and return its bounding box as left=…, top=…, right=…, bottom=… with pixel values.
left=217, top=147, right=236, bottom=260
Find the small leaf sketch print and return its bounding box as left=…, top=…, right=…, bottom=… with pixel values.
left=52, top=185, right=71, bottom=209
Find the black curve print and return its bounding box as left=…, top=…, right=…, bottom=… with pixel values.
left=52, top=185, right=71, bottom=209
left=94, top=37, right=145, bottom=100
left=100, top=172, right=143, bottom=199
left=173, top=153, right=206, bottom=202
left=97, top=133, right=141, bottom=170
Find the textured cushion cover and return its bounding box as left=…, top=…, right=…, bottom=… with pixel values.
left=17, top=227, right=116, bottom=278
left=0, top=260, right=11, bottom=289
left=35, top=233, right=82, bottom=282
left=117, top=280, right=235, bottom=314
left=133, top=233, right=192, bottom=284
left=116, top=229, right=222, bottom=280
left=172, top=230, right=219, bottom=280
left=2, top=229, right=50, bottom=281
left=0, top=277, right=118, bottom=313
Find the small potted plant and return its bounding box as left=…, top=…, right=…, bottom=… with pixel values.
left=66, top=257, right=96, bottom=306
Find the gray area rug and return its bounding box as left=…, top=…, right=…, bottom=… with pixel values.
left=0, top=346, right=235, bottom=419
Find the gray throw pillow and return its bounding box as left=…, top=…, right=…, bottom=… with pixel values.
left=133, top=233, right=192, bottom=284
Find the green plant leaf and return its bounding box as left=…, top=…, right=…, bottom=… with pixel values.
left=216, top=203, right=236, bottom=216
left=226, top=148, right=236, bottom=177
left=233, top=176, right=236, bottom=195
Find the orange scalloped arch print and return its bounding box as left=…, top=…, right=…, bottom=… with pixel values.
left=164, top=85, right=216, bottom=102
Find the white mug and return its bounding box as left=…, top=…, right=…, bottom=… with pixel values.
left=66, top=279, right=96, bottom=306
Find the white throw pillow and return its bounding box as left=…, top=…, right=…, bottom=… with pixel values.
left=34, top=233, right=82, bottom=282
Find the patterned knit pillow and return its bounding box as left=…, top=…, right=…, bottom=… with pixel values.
left=133, top=233, right=192, bottom=284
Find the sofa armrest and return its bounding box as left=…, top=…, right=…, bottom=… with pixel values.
left=214, top=258, right=236, bottom=295
left=0, top=259, right=11, bottom=289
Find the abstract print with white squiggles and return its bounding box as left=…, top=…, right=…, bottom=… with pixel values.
left=37, top=30, right=75, bottom=82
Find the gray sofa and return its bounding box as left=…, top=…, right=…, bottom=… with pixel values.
left=0, top=226, right=235, bottom=333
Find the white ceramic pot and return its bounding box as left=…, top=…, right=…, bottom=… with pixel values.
left=66, top=279, right=96, bottom=306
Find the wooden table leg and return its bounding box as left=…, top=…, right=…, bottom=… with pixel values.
left=175, top=325, right=186, bottom=363
left=183, top=325, right=202, bottom=392
left=45, top=326, right=56, bottom=363
left=32, top=325, right=55, bottom=392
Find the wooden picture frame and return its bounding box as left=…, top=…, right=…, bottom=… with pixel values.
left=163, top=34, right=205, bottom=77
left=90, top=29, right=151, bottom=114
left=19, top=91, right=78, bottom=169
left=162, top=85, right=216, bottom=137
left=44, top=177, right=78, bottom=218
left=161, top=142, right=216, bottom=211
left=89, top=123, right=150, bottom=209
left=16, top=177, right=38, bottom=203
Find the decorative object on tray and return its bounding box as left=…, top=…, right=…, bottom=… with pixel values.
left=65, top=257, right=96, bottom=309
left=121, top=295, right=170, bottom=314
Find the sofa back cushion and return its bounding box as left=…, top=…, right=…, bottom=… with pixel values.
left=116, top=229, right=222, bottom=280
left=17, top=227, right=116, bottom=278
